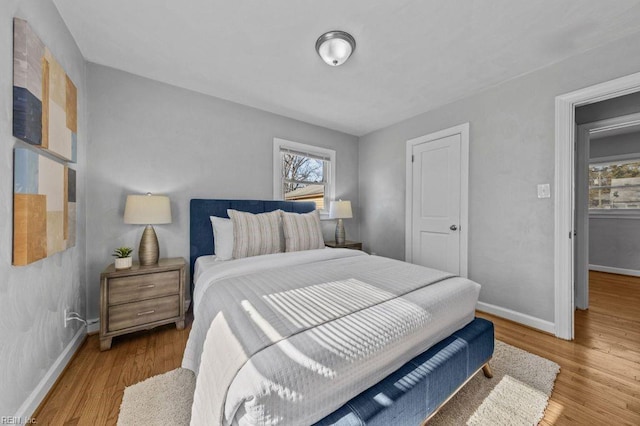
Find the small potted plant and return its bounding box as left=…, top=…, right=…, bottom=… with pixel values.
left=113, top=247, right=134, bottom=270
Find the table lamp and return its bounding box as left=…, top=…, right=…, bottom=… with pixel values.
left=329, top=200, right=352, bottom=245
left=124, top=193, right=172, bottom=265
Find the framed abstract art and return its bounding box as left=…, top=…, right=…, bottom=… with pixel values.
left=13, top=148, right=76, bottom=266
left=13, top=18, right=77, bottom=163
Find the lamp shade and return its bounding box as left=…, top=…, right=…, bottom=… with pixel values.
left=124, top=194, right=172, bottom=225
left=329, top=200, right=352, bottom=219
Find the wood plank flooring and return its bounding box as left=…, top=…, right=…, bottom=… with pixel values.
left=34, top=271, right=640, bottom=425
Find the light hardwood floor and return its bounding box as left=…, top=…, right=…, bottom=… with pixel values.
left=34, top=271, right=640, bottom=425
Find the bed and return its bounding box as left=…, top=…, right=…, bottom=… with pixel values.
left=184, top=199, right=494, bottom=425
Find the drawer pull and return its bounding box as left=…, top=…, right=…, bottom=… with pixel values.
left=137, top=310, right=155, bottom=316
left=138, top=284, right=155, bottom=289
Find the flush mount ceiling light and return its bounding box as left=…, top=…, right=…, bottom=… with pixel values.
left=315, top=30, right=356, bottom=67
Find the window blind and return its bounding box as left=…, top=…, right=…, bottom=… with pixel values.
left=280, top=147, right=331, bottom=162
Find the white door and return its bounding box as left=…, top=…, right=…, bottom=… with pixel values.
left=406, top=124, right=468, bottom=276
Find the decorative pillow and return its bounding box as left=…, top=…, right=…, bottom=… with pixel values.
left=209, top=216, right=234, bottom=261
left=281, top=210, right=325, bottom=252
left=228, top=209, right=284, bottom=259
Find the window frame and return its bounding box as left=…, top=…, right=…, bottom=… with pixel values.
left=273, top=138, right=336, bottom=218
left=588, top=153, right=640, bottom=219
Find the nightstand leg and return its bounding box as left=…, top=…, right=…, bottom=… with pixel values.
left=100, top=337, right=112, bottom=351
left=176, top=320, right=185, bottom=330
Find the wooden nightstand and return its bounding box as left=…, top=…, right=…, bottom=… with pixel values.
left=325, top=240, right=363, bottom=250
left=99, top=257, right=186, bottom=351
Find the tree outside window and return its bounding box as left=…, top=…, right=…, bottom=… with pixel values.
left=589, top=159, right=640, bottom=210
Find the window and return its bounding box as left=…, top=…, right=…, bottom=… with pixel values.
left=589, top=156, right=640, bottom=213
left=273, top=138, right=335, bottom=214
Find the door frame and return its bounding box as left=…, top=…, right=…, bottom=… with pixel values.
left=405, top=122, right=470, bottom=278
left=555, top=71, right=640, bottom=340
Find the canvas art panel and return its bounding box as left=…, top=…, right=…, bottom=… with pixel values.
left=13, top=148, right=76, bottom=266
left=13, top=18, right=77, bottom=163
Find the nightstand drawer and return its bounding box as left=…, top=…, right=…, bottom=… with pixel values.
left=108, top=271, right=179, bottom=305
left=108, top=295, right=180, bottom=332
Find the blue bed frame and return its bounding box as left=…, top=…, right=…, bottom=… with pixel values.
left=190, top=199, right=494, bottom=425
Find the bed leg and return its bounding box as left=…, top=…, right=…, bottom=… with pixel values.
left=482, top=363, right=493, bottom=378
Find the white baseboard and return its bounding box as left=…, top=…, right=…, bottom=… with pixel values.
left=476, top=301, right=555, bottom=335
left=15, top=326, right=86, bottom=419
left=589, top=264, right=640, bottom=277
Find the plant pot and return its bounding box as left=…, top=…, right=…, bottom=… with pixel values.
left=115, top=257, right=132, bottom=270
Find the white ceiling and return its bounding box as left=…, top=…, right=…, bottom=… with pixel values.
left=53, top=0, right=640, bottom=136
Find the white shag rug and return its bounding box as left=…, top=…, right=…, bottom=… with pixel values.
left=117, top=341, right=559, bottom=426
left=431, top=341, right=560, bottom=425
left=117, top=368, right=195, bottom=426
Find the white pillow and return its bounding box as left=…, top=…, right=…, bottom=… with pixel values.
left=209, top=216, right=234, bottom=261
left=281, top=210, right=325, bottom=252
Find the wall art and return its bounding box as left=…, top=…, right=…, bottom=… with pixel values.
left=13, top=18, right=77, bottom=163
left=13, top=148, right=76, bottom=266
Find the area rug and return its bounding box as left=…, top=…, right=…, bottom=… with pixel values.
left=430, top=341, right=560, bottom=425
left=117, top=341, right=559, bottom=425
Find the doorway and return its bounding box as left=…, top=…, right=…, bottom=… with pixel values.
left=574, top=113, right=640, bottom=311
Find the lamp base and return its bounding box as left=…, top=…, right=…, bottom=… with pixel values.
left=335, top=218, right=346, bottom=245
left=139, top=225, right=159, bottom=265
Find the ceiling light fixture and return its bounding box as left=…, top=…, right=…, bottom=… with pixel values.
left=315, top=30, right=356, bottom=67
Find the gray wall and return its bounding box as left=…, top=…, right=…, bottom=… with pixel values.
left=576, top=91, right=640, bottom=125
left=590, top=130, right=640, bottom=158
left=359, top=30, right=640, bottom=323
left=589, top=131, right=640, bottom=271
left=86, top=64, right=359, bottom=320
left=590, top=219, right=640, bottom=271
left=0, top=0, right=87, bottom=416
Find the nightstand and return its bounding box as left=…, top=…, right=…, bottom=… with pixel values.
left=99, top=257, right=186, bottom=351
left=325, top=240, right=363, bottom=250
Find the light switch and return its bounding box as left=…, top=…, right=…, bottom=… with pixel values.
left=537, top=183, right=550, bottom=199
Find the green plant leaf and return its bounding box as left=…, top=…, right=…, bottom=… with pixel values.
left=112, top=246, right=134, bottom=258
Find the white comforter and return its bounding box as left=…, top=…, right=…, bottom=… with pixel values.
left=183, top=249, right=480, bottom=426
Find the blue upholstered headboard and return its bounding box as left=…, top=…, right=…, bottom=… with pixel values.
left=189, top=199, right=316, bottom=287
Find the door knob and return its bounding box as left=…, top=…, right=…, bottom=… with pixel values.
left=450, top=225, right=458, bottom=231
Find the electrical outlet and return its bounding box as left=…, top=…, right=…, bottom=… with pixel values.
left=64, top=308, right=68, bottom=328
